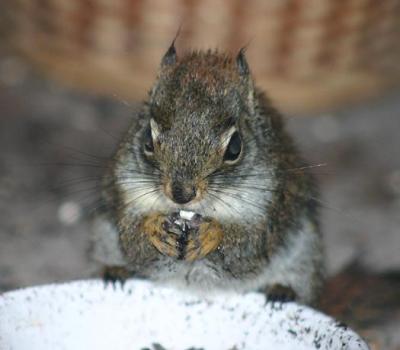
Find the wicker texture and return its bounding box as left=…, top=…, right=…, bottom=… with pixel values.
left=5, top=0, right=400, bottom=113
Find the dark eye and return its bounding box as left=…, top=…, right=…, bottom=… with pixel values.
left=223, top=131, right=242, bottom=162
left=143, top=125, right=154, bottom=154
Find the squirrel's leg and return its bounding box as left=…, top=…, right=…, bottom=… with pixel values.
left=90, top=213, right=131, bottom=284
left=260, top=219, right=324, bottom=305
left=92, top=212, right=168, bottom=283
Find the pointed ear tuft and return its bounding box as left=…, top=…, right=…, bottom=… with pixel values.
left=161, top=41, right=177, bottom=66
left=161, top=27, right=182, bottom=67
left=236, top=47, right=249, bottom=76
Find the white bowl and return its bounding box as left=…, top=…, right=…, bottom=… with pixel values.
left=0, top=279, right=368, bottom=350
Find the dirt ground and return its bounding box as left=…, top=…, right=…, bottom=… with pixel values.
left=0, top=53, right=399, bottom=348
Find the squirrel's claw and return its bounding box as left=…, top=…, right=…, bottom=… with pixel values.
left=101, top=266, right=131, bottom=289
left=266, top=284, right=297, bottom=305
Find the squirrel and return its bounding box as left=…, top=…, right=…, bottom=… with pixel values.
left=90, top=42, right=325, bottom=306
left=88, top=42, right=400, bottom=348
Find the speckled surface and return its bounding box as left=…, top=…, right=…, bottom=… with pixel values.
left=0, top=279, right=369, bottom=350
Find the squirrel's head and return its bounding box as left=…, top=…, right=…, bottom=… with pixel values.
left=146, top=44, right=256, bottom=203
left=115, top=44, right=274, bottom=221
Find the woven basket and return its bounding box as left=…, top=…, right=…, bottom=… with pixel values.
left=4, top=0, right=400, bottom=114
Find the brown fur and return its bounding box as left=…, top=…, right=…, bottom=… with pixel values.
left=92, top=46, right=323, bottom=304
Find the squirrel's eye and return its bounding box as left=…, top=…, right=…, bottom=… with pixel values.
left=143, top=126, right=154, bottom=154
left=223, top=131, right=242, bottom=162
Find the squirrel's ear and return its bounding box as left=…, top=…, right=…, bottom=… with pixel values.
left=161, top=41, right=177, bottom=66
left=161, top=26, right=182, bottom=67
left=236, top=48, right=249, bottom=76
left=236, top=47, right=255, bottom=112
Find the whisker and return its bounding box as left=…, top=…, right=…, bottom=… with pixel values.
left=305, top=195, right=361, bottom=224
left=40, top=137, right=110, bottom=163
left=211, top=166, right=329, bottom=181
left=114, top=179, right=162, bottom=186
left=149, top=190, right=163, bottom=212
left=207, top=190, right=259, bottom=226
left=53, top=185, right=102, bottom=197
left=209, top=187, right=268, bottom=212
left=210, top=182, right=276, bottom=193
left=120, top=185, right=160, bottom=195
left=32, top=162, right=109, bottom=169
left=207, top=191, right=241, bottom=218
left=97, top=123, right=123, bottom=142
left=122, top=188, right=161, bottom=208
left=53, top=176, right=102, bottom=188
left=112, top=93, right=133, bottom=107
left=285, top=163, right=328, bottom=172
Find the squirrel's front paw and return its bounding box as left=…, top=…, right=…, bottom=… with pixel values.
left=184, top=218, right=224, bottom=261
left=143, top=213, right=182, bottom=259
left=143, top=212, right=223, bottom=261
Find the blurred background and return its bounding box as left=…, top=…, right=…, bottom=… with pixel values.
left=0, top=0, right=399, bottom=348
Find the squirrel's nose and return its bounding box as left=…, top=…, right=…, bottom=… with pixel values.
left=170, top=182, right=197, bottom=204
